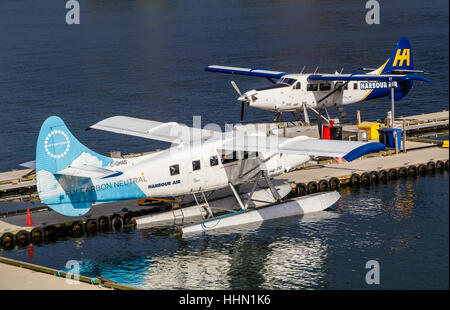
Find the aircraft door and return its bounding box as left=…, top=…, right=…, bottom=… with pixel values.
left=291, top=81, right=303, bottom=107
left=188, top=157, right=206, bottom=192
left=333, top=82, right=345, bottom=106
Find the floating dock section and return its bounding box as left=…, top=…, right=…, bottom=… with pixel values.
left=0, top=257, right=139, bottom=290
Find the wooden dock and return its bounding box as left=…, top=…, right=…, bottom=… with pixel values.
left=0, top=257, right=139, bottom=290
left=277, top=146, right=449, bottom=193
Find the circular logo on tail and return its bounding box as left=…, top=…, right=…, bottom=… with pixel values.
left=45, top=130, right=70, bottom=159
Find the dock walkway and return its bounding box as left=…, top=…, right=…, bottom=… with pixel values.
left=0, top=257, right=139, bottom=290
left=0, top=261, right=109, bottom=290
left=278, top=146, right=449, bottom=184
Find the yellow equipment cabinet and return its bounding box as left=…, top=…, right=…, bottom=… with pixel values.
left=357, top=122, right=381, bottom=140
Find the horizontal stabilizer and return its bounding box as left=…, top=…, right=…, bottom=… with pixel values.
left=308, top=74, right=431, bottom=83
left=19, top=160, right=36, bottom=169
left=390, top=69, right=434, bottom=74
left=50, top=202, right=92, bottom=217
left=56, top=164, right=123, bottom=179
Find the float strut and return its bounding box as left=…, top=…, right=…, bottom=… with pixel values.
left=262, top=171, right=282, bottom=202
left=229, top=182, right=246, bottom=210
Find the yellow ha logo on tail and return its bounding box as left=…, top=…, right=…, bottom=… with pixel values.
left=392, top=49, right=410, bottom=66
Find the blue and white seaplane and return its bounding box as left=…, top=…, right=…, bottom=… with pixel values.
left=35, top=115, right=385, bottom=234
left=205, top=37, right=431, bottom=123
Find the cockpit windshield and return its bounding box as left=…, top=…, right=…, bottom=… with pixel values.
left=278, top=78, right=296, bottom=85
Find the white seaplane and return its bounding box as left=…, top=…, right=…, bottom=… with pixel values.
left=35, top=115, right=385, bottom=234
left=205, top=37, right=431, bottom=122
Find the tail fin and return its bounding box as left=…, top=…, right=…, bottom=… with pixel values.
left=372, top=37, right=414, bottom=75
left=36, top=116, right=114, bottom=216
left=369, top=37, right=415, bottom=100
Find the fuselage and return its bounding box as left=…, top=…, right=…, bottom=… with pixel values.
left=61, top=138, right=310, bottom=204
left=241, top=73, right=410, bottom=113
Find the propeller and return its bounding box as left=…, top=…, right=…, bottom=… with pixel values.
left=231, top=81, right=248, bottom=121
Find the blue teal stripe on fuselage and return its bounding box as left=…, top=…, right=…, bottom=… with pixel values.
left=362, top=80, right=413, bottom=101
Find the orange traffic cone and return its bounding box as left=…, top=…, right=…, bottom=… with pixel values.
left=25, top=208, right=34, bottom=227
left=336, top=157, right=343, bottom=164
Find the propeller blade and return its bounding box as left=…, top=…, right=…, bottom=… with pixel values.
left=231, top=80, right=242, bottom=96
left=240, top=102, right=245, bottom=121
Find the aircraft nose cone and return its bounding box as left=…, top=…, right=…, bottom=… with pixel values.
left=237, top=94, right=247, bottom=102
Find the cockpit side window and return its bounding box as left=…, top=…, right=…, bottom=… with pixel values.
left=280, top=78, right=296, bottom=85
left=293, top=82, right=301, bottom=90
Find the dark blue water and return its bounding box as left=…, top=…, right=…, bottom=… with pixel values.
left=1, top=173, right=448, bottom=289
left=0, top=0, right=448, bottom=290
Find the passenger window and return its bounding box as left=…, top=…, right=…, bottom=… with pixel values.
left=319, top=83, right=331, bottom=91
left=243, top=151, right=258, bottom=159
left=169, top=164, right=180, bottom=176
left=293, top=82, right=301, bottom=90
left=353, top=83, right=358, bottom=90
left=307, top=84, right=318, bottom=91
left=221, top=151, right=238, bottom=164
left=210, top=155, right=218, bottom=166
left=344, top=83, right=348, bottom=90
left=192, top=160, right=201, bottom=171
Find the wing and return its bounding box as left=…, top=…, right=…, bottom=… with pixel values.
left=89, top=116, right=222, bottom=144
left=221, top=135, right=385, bottom=162
left=308, top=73, right=431, bottom=83
left=205, top=65, right=288, bottom=79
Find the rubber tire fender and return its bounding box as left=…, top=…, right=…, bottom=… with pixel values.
left=379, top=170, right=388, bottom=181
left=398, top=167, right=408, bottom=177
left=86, top=219, right=98, bottom=234
left=329, top=177, right=340, bottom=190
left=30, top=227, right=44, bottom=244
left=296, top=183, right=308, bottom=196
left=44, top=225, right=57, bottom=241
left=407, top=165, right=417, bottom=176
left=388, top=168, right=398, bottom=180
left=111, top=214, right=124, bottom=231
left=360, top=172, right=371, bottom=184
left=350, top=173, right=361, bottom=185
left=15, top=230, right=30, bottom=246
left=307, top=181, right=318, bottom=194
left=123, top=212, right=136, bottom=226
left=318, top=179, right=330, bottom=192
left=436, top=160, right=445, bottom=172
left=71, top=221, right=85, bottom=236
left=1, top=232, right=16, bottom=248
left=427, top=161, right=436, bottom=173
left=418, top=164, right=427, bottom=175
left=369, top=171, right=379, bottom=183
left=98, top=216, right=111, bottom=232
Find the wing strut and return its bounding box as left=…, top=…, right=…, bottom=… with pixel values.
left=317, top=81, right=349, bottom=104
